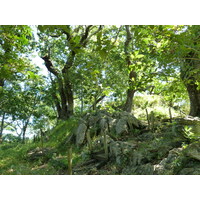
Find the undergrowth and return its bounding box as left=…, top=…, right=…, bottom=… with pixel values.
left=0, top=118, right=83, bottom=175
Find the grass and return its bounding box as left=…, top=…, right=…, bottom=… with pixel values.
left=0, top=96, right=190, bottom=175
left=133, top=94, right=189, bottom=120
left=0, top=118, right=83, bottom=175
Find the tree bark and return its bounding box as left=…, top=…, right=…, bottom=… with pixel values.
left=22, top=119, right=30, bottom=144
left=67, top=146, right=73, bottom=175
left=185, top=79, right=200, bottom=117
left=62, top=52, right=76, bottom=118
left=124, top=71, right=136, bottom=112
left=91, top=95, right=106, bottom=110
left=123, top=25, right=136, bottom=113
left=41, top=26, right=103, bottom=120
left=181, top=49, right=200, bottom=117
left=42, top=56, right=73, bottom=120
left=0, top=112, right=5, bottom=144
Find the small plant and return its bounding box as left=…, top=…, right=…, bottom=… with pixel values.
left=181, top=142, right=188, bottom=149
left=183, top=126, right=198, bottom=141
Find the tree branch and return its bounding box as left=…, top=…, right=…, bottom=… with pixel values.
left=60, top=25, right=72, bottom=41
left=124, top=25, right=132, bottom=66
left=112, top=26, right=121, bottom=46
left=41, top=55, right=58, bottom=76
left=90, top=95, right=106, bottom=109
left=79, top=25, right=94, bottom=47
left=183, top=57, right=200, bottom=61
left=83, top=25, right=103, bottom=46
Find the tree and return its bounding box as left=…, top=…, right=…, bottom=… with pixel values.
left=0, top=25, right=33, bottom=143
left=0, top=25, right=32, bottom=87
left=106, top=25, right=158, bottom=112
left=37, top=25, right=103, bottom=119
left=180, top=26, right=200, bottom=117
left=154, top=25, right=200, bottom=117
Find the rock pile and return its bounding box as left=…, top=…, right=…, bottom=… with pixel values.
left=75, top=110, right=143, bottom=146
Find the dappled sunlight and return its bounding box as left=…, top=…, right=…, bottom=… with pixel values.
left=0, top=25, right=200, bottom=175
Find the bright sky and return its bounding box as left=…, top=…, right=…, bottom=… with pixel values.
left=31, top=53, right=48, bottom=76
left=30, top=25, right=49, bottom=76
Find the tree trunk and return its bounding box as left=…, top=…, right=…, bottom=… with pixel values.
left=181, top=27, right=200, bottom=117
left=123, top=70, right=136, bottom=112
left=22, top=119, right=29, bottom=144
left=67, top=146, right=73, bottom=175
left=92, top=95, right=106, bottom=111
left=42, top=56, right=74, bottom=120
left=0, top=112, right=5, bottom=144
left=124, top=88, right=135, bottom=113
left=123, top=25, right=136, bottom=113
left=62, top=51, right=76, bottom=118
left=185, top=80, right=200, bottom=117
left=181, top=48, right=200, bottom=117
left=66, top=86, right=74, bottom=118
left=41, top=26, right=103, bottom=120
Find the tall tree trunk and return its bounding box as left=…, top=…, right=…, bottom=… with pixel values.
left=42, top=55, right=74, bottom=120
left=0, top=112, right=5, bottom=144
left=63, top=52, right=75, bottom=118
left=124, top=71, right=136, bottom=112
left=123, top=25, right=136, bottom=113
left=181, top=48, right=200, bottom=117
left=182, top=27, right=200, bottom=117
left=185, top=79, right=200, bottom=117
left=22, top=119, right=29, bottom=144
left=92, top=95, right=106, bottom=111
left=41, top=26, right=103, bottom=120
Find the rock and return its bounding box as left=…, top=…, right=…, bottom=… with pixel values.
left=76, top=123, right=87, bottom=145
left=109, top=141, right=137, bottom=164
left=131, top=151, right=145, bottom=166
left=175, top=117, right=200, bottom=136
left=120, top=111, right=141, bottom=128
left=76, top=111, right=142, bottom=141
left=115, top=119, right=128, bottom=135
left=178, top=167, right=200, bottom=175
left=90, top=150, right=108, bottom=161
left=87, top=115, right=99, bottom=127
left=99, top=118, right=108, bottom=134
left=92, top=135, right=114, bottom=151
left=154, top=147, right=183, bottom=175
left=135, top=164, right=154, bottom=175
left=109, top=141, right=121, bottom=159
left=99, top=135, right=113, bottom=144
left=114, top=112, right=141, bottom=136
left=107, top=117, right=117, bottom=132
left=122, top=163, right=154, bottom=175
left=184, top=142, right=200, bottom=161
left=137, top=131, right=155, bottom=141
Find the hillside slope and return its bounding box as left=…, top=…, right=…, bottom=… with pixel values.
left=1, top=112, right=200, bottom=175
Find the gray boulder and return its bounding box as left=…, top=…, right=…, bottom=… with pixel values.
left=109, top=141, right=137, bottom=164
left=76, top=123, right=87, bottom=145
left=184, top=142, right=200, bottom=161
left=125, top=163, right=154, bottom=175
left=99, top=118, right=108, bottom=135
left=154, top=147, right=183, bottom=175
left=120, top=111, right=141, bottom=128
left=179, top=167, right=200, bottom=175
left=115, top=119, right=128, bottom=135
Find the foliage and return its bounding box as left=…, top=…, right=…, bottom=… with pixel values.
left=1, top=25, right=200, bottom=174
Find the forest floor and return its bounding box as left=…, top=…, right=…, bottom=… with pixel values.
left=1, top=111, right=200, bottom=175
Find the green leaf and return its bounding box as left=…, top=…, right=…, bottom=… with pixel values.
left=99, top=49, right=107, bottom=59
